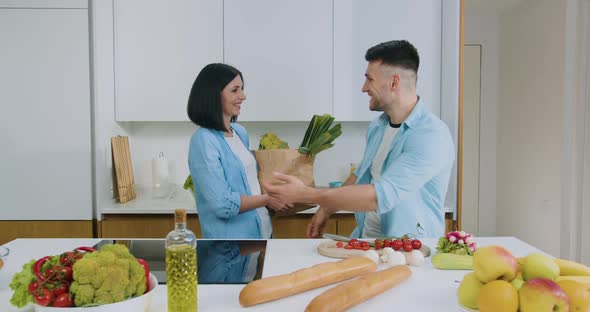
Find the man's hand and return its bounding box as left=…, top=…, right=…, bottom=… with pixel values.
left=262, top=172, right=310, bottom=204
left=307, top=206, right=332, bottom=238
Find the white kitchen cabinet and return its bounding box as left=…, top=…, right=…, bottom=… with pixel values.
left=333, top=0, right=442, bottom=121
left=0, top=7, right=92, bottom=220
left=113, top=0, right=223, bottom=121
left=224, top=0, right=333, bottom=121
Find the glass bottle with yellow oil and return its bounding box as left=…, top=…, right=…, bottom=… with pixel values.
left=165, top=208, right=197, bottom=312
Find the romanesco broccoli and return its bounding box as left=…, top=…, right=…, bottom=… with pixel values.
left=70, top=244, right=146, bottom=306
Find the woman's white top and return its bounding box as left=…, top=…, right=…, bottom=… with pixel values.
left=225, top=134, right=272, bottom=239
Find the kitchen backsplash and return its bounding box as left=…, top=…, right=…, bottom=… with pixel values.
left=118, top=121, right=370, bottom=188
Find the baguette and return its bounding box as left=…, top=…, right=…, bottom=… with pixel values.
left=239, top=257, right=377, bottom=307
left=305, top=265, right=412, bottom=312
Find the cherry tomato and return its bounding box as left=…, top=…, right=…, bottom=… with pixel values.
left=349, top=239, right=359, bottom=245
left=344, top=244, right=353, bottom=250
left=44, top=267, right=55, bottom=280
left=411, top=239, right=422, bottom=250
left=28, top=280, right=40, bottom=294
left=53, top=293, right=74, bottom=307
left=34, top=288, right=53, bottom=307
left=55, top=266, right=73, bottom=281
left=52, top=281, right=69, bottom=297
left=59, top=251, right=76, bottom=266
left=391, top=239, right=403, bottom=251
left=374, top=241, right=384, bottom=250
left=362, top=246, right=370, bottom=251
left=402, top=242, right=413, bottom=252
left=336, top=242, right=344, bottom=248
left=402, top=237, right=412, bottom=244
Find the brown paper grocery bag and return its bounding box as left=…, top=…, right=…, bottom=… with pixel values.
left=254, top=149, right=316, bottom=216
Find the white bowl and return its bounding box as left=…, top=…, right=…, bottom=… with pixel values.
left=35, top=273, right=158, bottom=311
left=0, top=246, right=8, bottom=271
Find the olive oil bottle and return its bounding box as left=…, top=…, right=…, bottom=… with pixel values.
left=166, top=208, right=197, bottom=312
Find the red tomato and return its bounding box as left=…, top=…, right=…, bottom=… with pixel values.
left=336, top=242, right=344, bottom=248
left=59, top=252, right=75, bottom=266
left=349, top=239, right=359, bottom=245
left=344, top=244, right=353, bottom=250
left=53, top=293, right=74, bottom=307
left=402, top=238, right=412, bottom=244
left=57, top=266, right=73, bottom=281
left=374, top=241, right=384, bottom=250
left=28, top=280, right=40, bottom=294
left=52, top=282, right=69, bottom=297
left=383, top=239, right=392, bottom=248
left=411, top=239, right=422, bottom=250
left=34, top=288, right=53, bottom=307
left=44, top=267, right=55, bottom=280
left=402, top=242, right=413, bottom=252
left=391, top=239, right=403, bottom=251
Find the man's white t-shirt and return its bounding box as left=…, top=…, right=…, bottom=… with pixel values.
left=225, top=134, right=273, bottom=239
left=361, top=124, right=399, bottom=238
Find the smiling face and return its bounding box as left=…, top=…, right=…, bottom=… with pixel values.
left=361, top=61, right=397, bottom=112
left=221, top=74, right=246, bottom=120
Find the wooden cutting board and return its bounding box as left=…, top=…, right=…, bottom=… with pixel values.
left=317, top=240, right=431, bottom=259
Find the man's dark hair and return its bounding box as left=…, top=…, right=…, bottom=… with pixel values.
left=365, top=40, right=419, bottom=74
left=187, top=63, right=243, bottom=131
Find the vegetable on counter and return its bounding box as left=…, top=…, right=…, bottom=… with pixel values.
left=183, top=175, right=195, bottom=195
left=436, top=231, right=477, bottom=256
left=70, top=244, right=147, bottom=307
left=9, top=244, right=150, bottom=308
left=432, top=231, right=476, bottom=270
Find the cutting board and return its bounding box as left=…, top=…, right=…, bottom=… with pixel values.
left=317, top=240, right=431, bottom=259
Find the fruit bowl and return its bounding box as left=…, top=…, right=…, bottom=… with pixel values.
left=34, top=273, right=158, bottom=312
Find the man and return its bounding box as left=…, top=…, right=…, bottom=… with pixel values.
left=264, top=40, right=455, bottom=238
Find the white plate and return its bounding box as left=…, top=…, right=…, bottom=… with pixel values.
left=35, top=273, right=158, bottom=312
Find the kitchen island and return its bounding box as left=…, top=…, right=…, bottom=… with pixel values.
left=0, top=237, right=547, bottom=311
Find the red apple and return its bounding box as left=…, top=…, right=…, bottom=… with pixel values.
left=519, top=278, right=570, bottom=312
left=473, top=245, right=519, bottom=282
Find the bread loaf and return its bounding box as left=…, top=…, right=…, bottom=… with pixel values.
left=305, top=265, right=412, bottom=312
left=239, top=257, right=377, bottom=307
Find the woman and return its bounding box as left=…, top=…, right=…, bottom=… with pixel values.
left=187, top=63, right=290, bottom=239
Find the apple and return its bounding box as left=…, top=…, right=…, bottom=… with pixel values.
left=519, top=278, right=570, bottom=312
left=522, top=253, right=560, bottom=281
left=473, top=245, right=519, bottom=282
left=457, top=272, right=484, bottom=309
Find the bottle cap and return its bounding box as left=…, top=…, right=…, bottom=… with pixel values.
left=175, top=208, right=187, bottom=223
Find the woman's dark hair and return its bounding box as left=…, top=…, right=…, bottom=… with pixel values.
left=187, top=63, right=243, bottom=131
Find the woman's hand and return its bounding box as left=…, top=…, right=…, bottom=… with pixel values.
left=265, top=194, right=294, bottom=213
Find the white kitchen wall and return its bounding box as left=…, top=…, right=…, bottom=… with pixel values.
left=121, top=121, right=369, bottom=189
left=496, top=0, right=566, bottom=256
left=464, top=13, right=499, bottom=236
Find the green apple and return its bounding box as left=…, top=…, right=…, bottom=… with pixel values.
left=457, top=272, right=484, bottom=309
left=519, top=278, right=570, bottom=311
left=473, top=245, right=519, bottom=282
left=522, top=253, right=560, bottom=281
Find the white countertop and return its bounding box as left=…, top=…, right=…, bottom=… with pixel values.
left=0, top=237, right=544, bottom=312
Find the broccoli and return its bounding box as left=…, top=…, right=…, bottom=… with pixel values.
left=70, top=244, right=146, bottom=306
